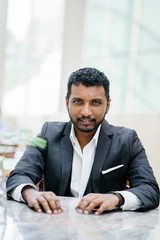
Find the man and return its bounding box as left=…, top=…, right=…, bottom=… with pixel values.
left=6, top=67, right=159, bottom=215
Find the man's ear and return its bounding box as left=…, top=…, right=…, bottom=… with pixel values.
left=106, top=99, right=111, bottom=114
left=65, top=96, right=68, bottom=108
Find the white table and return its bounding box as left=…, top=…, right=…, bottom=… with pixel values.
left=2, top=197, right=160, bottom=240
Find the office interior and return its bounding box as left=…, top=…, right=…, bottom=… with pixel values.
left=0, top=0, right=160, bottom=185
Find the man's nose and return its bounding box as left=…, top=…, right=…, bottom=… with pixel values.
left=81, top=103, right=91, bottom=116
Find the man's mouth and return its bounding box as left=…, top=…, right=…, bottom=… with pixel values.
left=78, top=118, right=95, bottom=125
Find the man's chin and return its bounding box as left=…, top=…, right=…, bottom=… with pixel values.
left=75, top=125, right=98, bottom=133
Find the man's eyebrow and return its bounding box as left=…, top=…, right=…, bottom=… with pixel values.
left=71, top=97, right=104, bottom=101
left=92, top=98, right=103, bottom=101
left=71, top=97, right=82, bottom=100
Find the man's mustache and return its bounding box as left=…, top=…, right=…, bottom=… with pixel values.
left=77, top=117, right=96, bottom=122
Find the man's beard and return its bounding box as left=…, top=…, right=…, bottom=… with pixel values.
left=68, top=113, right=106, bottom=133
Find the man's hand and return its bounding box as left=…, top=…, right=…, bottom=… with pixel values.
left=22, top=186, right=63, bottom=214
left=76, top=193, right=120, bottom=215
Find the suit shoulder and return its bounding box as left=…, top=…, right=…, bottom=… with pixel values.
left=109, top=124, right=136, bottom=136
left=40, top=121, right=70, bottom=138
left=44, top=121, right=68, bottom=128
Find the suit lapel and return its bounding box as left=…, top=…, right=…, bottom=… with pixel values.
left=91, top=120, right=112, bottom=192
left=58, top=122, right=73, bottom=195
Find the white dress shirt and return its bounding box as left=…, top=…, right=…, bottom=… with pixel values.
left=70, top=124, right=101, bottom=197
left=10, top=124, right=143, bottom=210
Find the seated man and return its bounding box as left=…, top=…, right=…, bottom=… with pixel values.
left=6, top=67, right=159, bottom=215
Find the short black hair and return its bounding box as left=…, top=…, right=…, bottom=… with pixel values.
left=66, top=67, right=110, bottom=101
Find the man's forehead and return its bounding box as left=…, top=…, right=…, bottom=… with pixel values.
left=70, top=84, right=106, bottom=98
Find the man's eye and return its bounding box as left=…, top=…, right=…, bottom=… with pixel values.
left=92, top=100, right=101, bottom=105
left=73, top=100, right=82, bottom=104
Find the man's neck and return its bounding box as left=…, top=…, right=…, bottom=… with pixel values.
left=74, top=128, right=97, bottom=150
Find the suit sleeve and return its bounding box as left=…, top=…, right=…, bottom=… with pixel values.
left=6, top=122, right=48, bottom=195
left=126, top=130, right=159, bottom=209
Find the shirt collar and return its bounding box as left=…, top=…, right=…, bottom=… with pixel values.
left=70, top=124, right=101, bottom=147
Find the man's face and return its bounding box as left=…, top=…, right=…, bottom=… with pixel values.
left=66, top=84, right=111, bottom=134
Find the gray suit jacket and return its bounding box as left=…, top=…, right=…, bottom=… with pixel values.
left=6, top=120, right=159, bottom=210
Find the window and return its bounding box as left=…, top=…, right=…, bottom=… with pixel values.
left=82, top=0, right=160, bottom=112
left=3, top=0, right=65, bottom=116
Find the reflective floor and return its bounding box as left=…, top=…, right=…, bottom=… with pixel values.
left=2, top=197, right=160, bottom=240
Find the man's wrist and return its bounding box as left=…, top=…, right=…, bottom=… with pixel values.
left=108, top=192, right=125, bottom=208
left=21, top=185, right=38, bottom=202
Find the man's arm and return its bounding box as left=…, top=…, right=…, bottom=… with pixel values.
left=6, top=122, right=49, bottom=195
left=125, top=130, right=159, bottom=209
left=76, top=129, right=159, bottom=215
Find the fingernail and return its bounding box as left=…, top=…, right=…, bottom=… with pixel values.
left=77, top=209, right=83, bottom=214
left=84, top=210, right=88, bottom=215
left=38, top=209, right=42, bottom=213
left=95, top=211, right=99, bottom=215
left=47, top=209, right=52, bottom=214
left=53, top=210, right=58, bottom=214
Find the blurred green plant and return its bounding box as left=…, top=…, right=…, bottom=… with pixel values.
left=3, top=128, right=47, bottom=152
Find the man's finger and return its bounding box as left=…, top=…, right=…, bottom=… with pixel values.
left=28, top=199, right=42, bottom=213
left=43, top=192, right=63, bottom=213
left=37, top=196, right=53, bottom=214
left=83, top=199, right=102, bottom=214
left=94, top=202, right=109, bottom=215
left=76, top=194, right=98, bottom=213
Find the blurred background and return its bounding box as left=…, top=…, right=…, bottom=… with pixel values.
left=0, top=0, right=160, bottom=182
